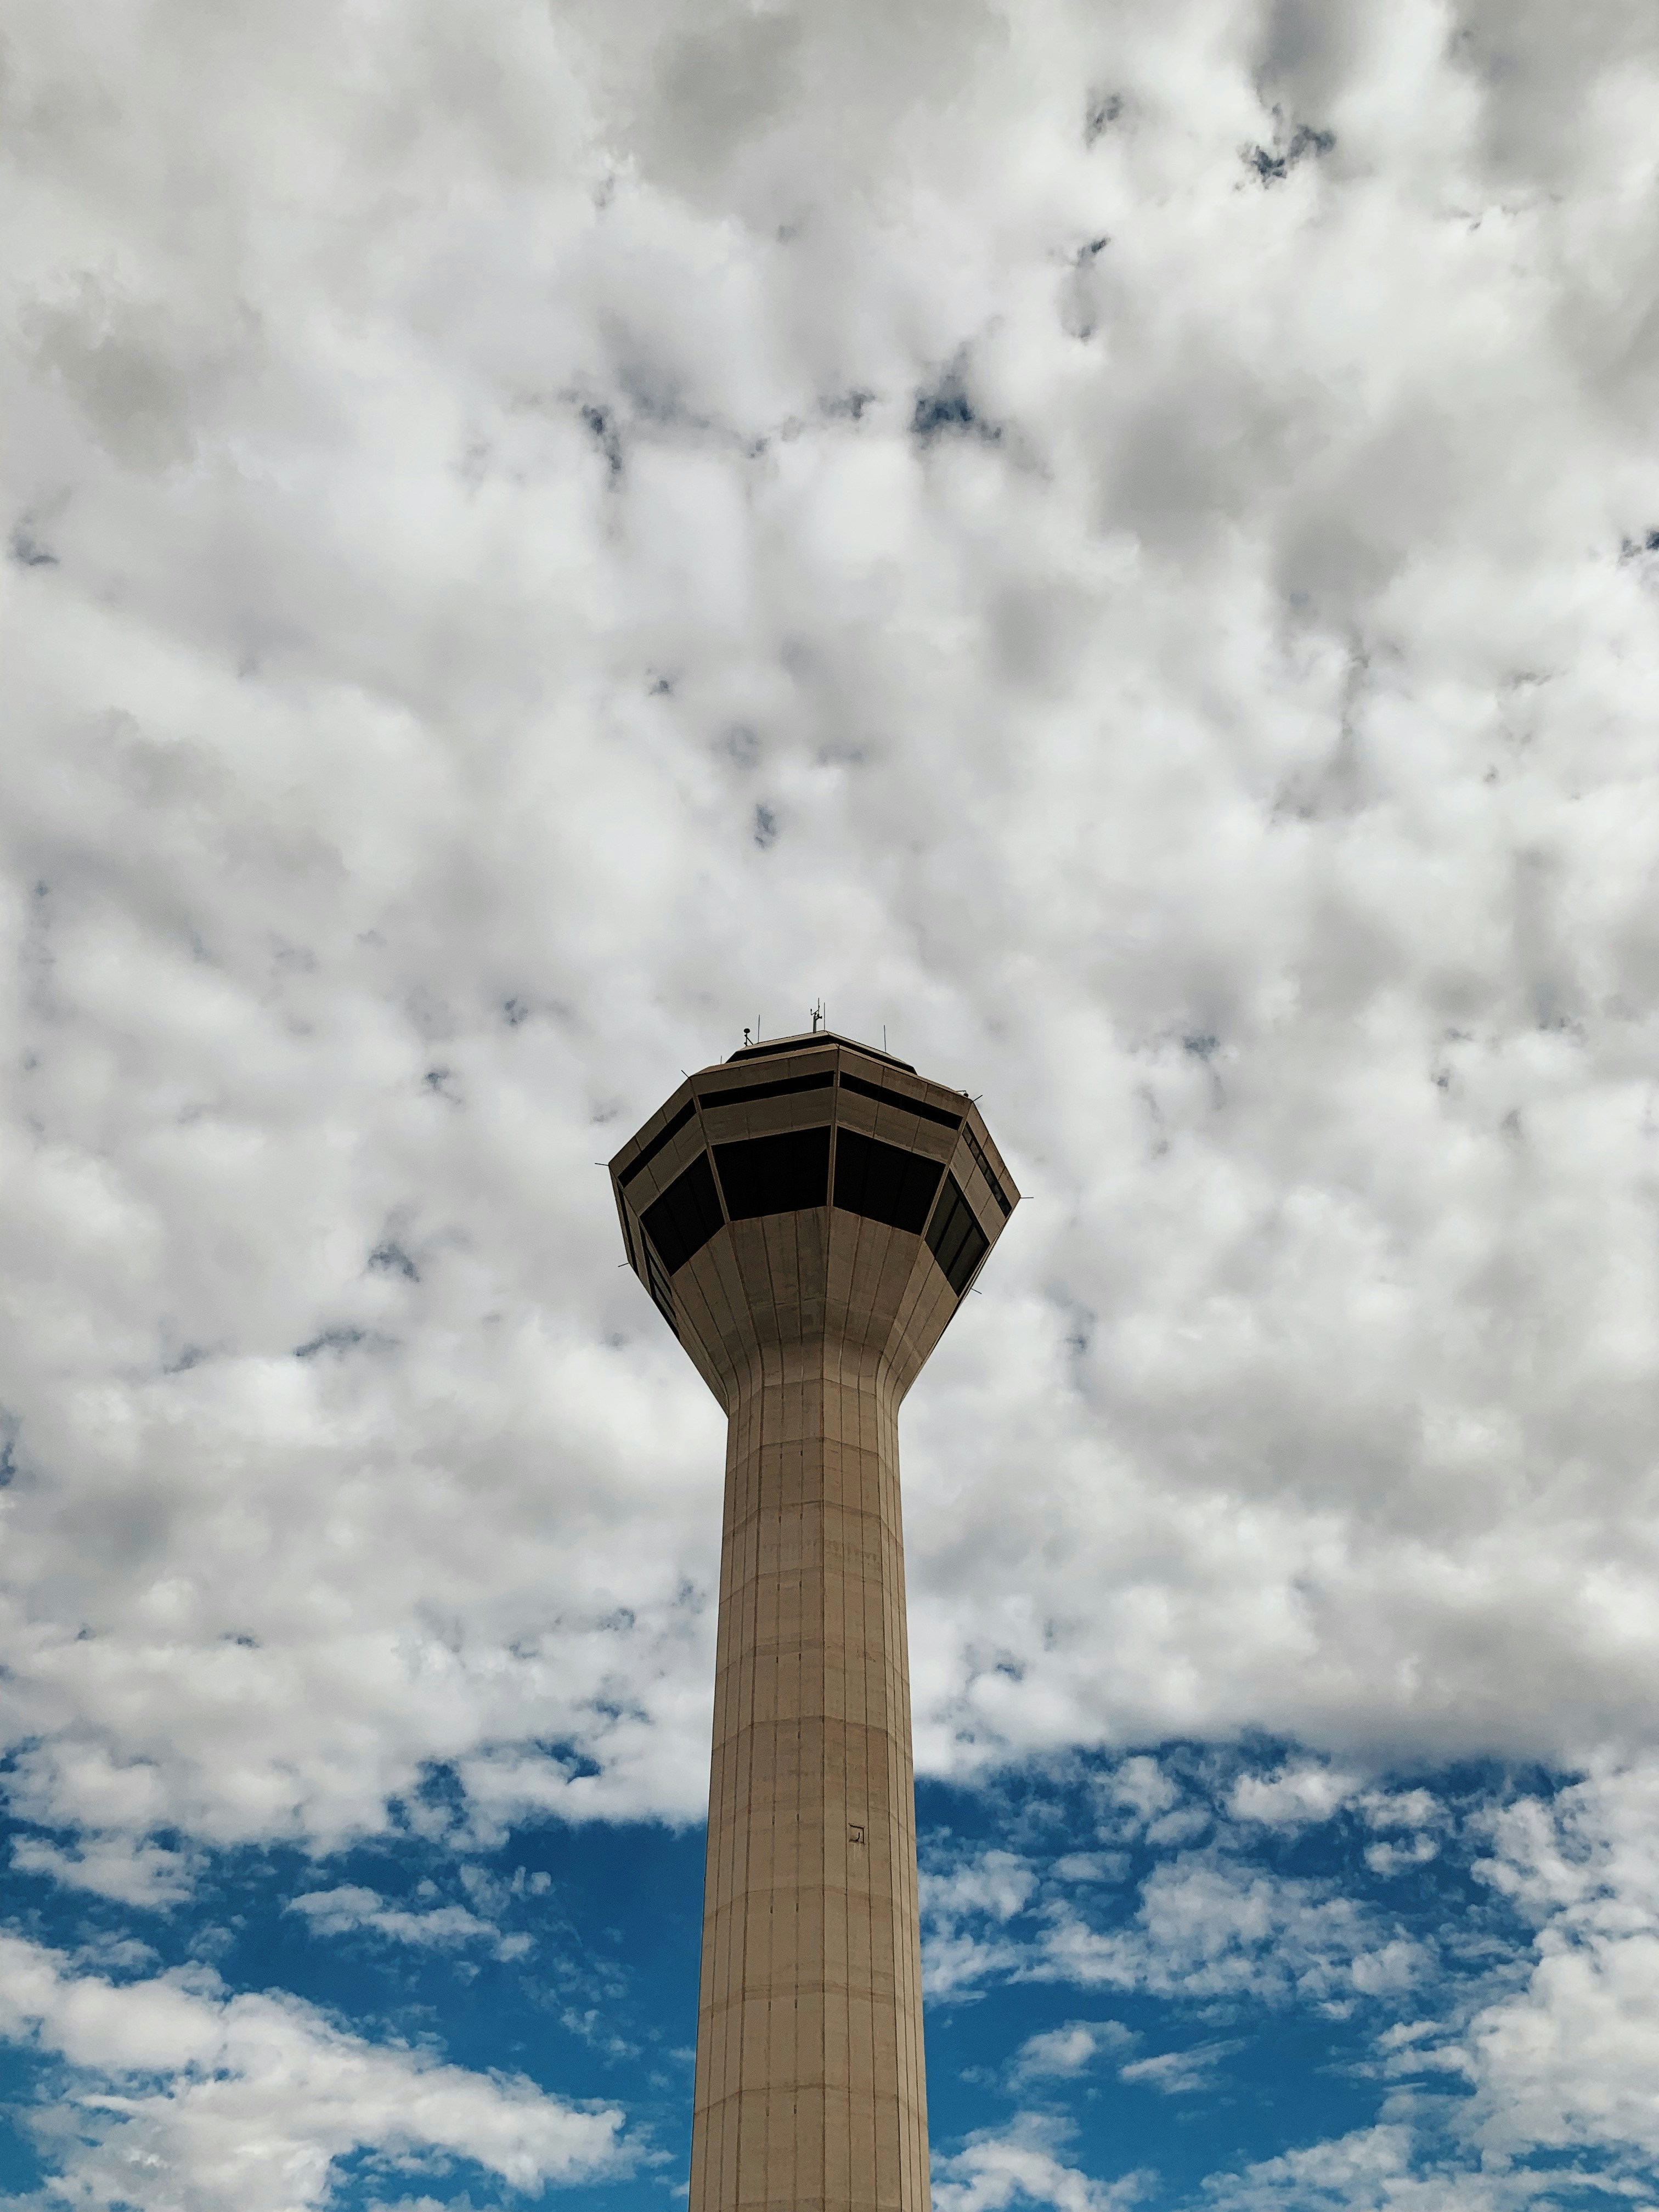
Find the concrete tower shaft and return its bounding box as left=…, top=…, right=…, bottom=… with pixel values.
left=610, top=1034, right=1018, bottom=2212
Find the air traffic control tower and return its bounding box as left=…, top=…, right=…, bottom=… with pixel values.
left=610, top=1030, right=1018, bottom=2212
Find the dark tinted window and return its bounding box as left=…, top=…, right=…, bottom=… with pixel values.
left=642, top=1240, right=679, bottom=1335
left=641, top=1152, right=724, bottom=1273
left=698, top=1070, right=834, bottom=1111
left=833, top=1130, right=944, bottom=1234
left=714, top=1126, right=831, bottom=1220
left=927, top=1173, right=990, bottom=1295
left=839, top=1071, right=962, bottom=1130
left=964, top=1126, right=1012, bottom=1216
left=619, top=1098, right=697, bottom=1188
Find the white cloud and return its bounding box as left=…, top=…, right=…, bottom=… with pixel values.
left=1051, top=1854, right=1128, bottom=1884
left=923, top=1848, right=1043, bottom=1995
left=1352, top=1790, right=1443, bottom=1874
left=1459, top=1758, right=1659, bottom=2171
left=1, top=0, right=1657, bottom=1905
left=286, top=1882, right=532, bottom=1961
left=1043, top=1857, right=1428, bottom=2005
left=1187, top=1756, right=1659, bottom=2209
left=1195, top=2125, right=1470, bottom=2212
left=925, top=1849, right=1041, bottom=1926
left=1228, top=1767, right=1359, bottom=1830
left=1358, top=1792, right=1440, bottom=1833
left=934, top=2114, right=1152, bottom=2212
left=12, top=1829, right=197, bottom=1906
left=1105, top=1760, right=1181, bottom=1828
left=919, top=1827, right=1430, bottom=2008
left=925, top=1928, right=1035, bottom=2001
left=0, top=1931, right=630, bottom=2210
left=1011, top=2020, right=1136, bottom=2084
left=1119, top=2038, right=1244, bottom=2096
left=1362, top=1836, right=1438, bottom=1878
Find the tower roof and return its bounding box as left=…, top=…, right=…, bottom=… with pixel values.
left=726, top=1029, right=916, bottom=1072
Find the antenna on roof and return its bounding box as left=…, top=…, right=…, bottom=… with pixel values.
left=810, top=999, right=825, bottom=1032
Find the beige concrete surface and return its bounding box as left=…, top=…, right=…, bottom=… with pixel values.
left=693, top=1338, right=926, bottom=2212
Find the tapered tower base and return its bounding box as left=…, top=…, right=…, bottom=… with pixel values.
left=693, top=1343, right=927, bottom=2212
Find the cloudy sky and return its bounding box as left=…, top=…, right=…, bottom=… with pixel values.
left=5, top=0, right=1659, bottom=2205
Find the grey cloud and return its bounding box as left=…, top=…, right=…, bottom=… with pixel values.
left=1254, top=0, right=1365, bottom=112
left=25, top=281, right=204, bottom=470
